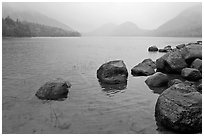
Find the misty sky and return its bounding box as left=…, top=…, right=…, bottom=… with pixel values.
left=4, top=2, right=199, bottom=32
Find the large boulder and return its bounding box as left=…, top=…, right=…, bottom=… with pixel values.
left=145, top=72, right=169, bottom=87
left=156, top=49, right=188, bottom=74
left=131, top=59, right=156, bottom=76
left=191, top=58, right=202, bottom=72
left=155, top=82, right=202, bottom=133
left=36, top=78, right=71, bottom=100
left=97, top=60, right=128, bottom=84
left=181, top=44, right=202, bottom=64
left=148, top=46, right=158, bottom=52
left=181, top=68, right=201, bottom=81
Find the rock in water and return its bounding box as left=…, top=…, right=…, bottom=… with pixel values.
left=191, top=58, right=202, bottom=72
left=145, top=72, right=169, bottom=87
left=181, top=68, right=201, bottom=81
left=155, top=82, right=202, bottom=133
left=148, top=46, right=158, bottom=52
left=131, top=59, right=156, bottom=76
left=158, top=49, right=168, bottom=53
left=36, top=78, right=71, bottom=100
left=97, top=60, right=128, bottom=84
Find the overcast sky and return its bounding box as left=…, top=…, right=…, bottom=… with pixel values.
left=3, top=2, right=199, bottom=32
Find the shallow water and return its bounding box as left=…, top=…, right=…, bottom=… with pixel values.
left=2, top=37, right=201, bottom=134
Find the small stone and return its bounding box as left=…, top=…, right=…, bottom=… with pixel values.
left=148, top=46, right=158, bottom=52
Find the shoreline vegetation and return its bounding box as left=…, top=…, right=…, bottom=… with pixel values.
left=2, top=16, right=81, bottom=37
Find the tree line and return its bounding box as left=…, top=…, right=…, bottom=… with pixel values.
left=2, top=16, right=81, bottom=37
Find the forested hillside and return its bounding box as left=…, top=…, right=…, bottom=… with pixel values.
left=2, top=17, right=81, bottom=37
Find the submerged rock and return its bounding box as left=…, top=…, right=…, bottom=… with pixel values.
left=131, top=59, right=156, bottom=76
left=155, top=82, right=202, bottom=133
left=181, top=68, right=201, bottom=81
left=145, top=72, right=169, bottom=87
left=36, top=78, right=71, bottom=100
left=97, top=60, right=128, bottom=84
left=191, top=58, right=202, bottom=72
left=148, top=46, right=158, bottom=52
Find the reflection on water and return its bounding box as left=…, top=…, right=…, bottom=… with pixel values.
left=99, top=81, right=127, bottom=97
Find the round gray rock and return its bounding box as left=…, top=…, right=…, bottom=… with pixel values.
left=155, top=82, right=202, bottom=133
left=145, top=72, right=169, bottom=87
left=131, top=59, right=156, bottom=76
left=97, top=60, right=128, bottom=84
left=148, top=46, right=158, bottom=52
left=181, top=68, right=201, bottom=81
left=36, top=78, right=71, bottom=100
left=191, top=58, right=202, bottom=72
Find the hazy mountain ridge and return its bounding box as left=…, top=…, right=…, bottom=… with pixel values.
left=87, top=5, right=201, bottom=37
left=154, top=4, right=202, bottom=37
left=2, top=5, right=76, bottom=32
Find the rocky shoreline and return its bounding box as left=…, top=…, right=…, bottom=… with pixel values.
left=35, top=40, right=202, bottom=133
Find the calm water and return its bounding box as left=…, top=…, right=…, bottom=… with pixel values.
left=2, top=37, right=201, bottom=134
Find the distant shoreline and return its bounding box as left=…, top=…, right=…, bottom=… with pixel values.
left=2, top=36, right=202, bottom=39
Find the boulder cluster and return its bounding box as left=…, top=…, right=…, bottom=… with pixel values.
left=96, top=41, right=202, bottom=133
left=35, top=40, right=202, bottom=133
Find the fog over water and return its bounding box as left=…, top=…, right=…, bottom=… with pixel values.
left=3, top=2, right=199, bottom=32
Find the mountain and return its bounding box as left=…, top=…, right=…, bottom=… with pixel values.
left=154, top=5, right=202, bottom=37
left=111, top=22, right=148, bottom=36
left=85, top=23, right=117, bottom=36
left=86, top=22, right=148, bottom=36
left=87, top=5, right=201, bottom=37
left=2, top=4, right=75, bottom=32
left=2, top=17, right=81, bottom=37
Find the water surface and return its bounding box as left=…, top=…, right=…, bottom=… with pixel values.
left=2, top=37, right=201, bottom=133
